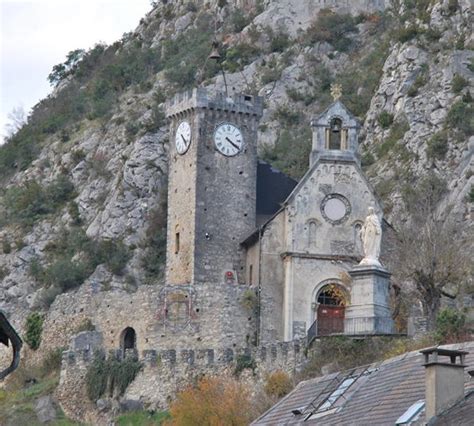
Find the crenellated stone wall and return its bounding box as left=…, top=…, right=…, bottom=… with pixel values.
left=57, top=332, right=306, bottom=422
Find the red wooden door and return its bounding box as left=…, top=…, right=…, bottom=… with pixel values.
left=317, top=305, right=345, bottom=336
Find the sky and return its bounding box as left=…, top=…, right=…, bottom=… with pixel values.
left=0, top=0, right=152, bottom=138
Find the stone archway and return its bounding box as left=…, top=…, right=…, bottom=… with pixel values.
left=315, top=283, right=347, bottom=336
left=120, top=327, right=136, bottom=356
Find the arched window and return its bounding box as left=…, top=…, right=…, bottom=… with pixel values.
left=317, top=284, right=347, bottom=307
left=329, top=118, right=342, bottom=150
left=120, top=327, right=136, bottom=354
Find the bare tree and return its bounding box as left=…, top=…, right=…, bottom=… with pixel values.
left=394, top=173, right=473, bottom=331
left=4, top=105, right=27, bottom=138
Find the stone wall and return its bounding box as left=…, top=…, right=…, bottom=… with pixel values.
left=39, top=279, right=258, bottom=357
left=57, top=334, right=306, bottom=422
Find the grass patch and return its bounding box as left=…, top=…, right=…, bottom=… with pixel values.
left=116, top=411, right=170, bottom=426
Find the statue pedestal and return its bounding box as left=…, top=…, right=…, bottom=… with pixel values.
left=344, top=265, right=395, bottom=335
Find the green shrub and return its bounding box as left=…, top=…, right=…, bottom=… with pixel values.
left=396, top=25, right=419, bottom=43
left=434, top=308, right=467, bottom=344
left=224, top=43, right=260, bottom=72
left=234, top=354, right=256, bottom=377
left=0, top=265, right=10, bottom=280
left=377, top=111, right=394, bottom=129
left=334, top=38, right=390, bottom=117
left=306, top=9, right=357, bottom=52
left=468, top=185, right=474, bottom=203
left=268, top=27, right=291, bottom=52
left=86, top=353, right=142, bottom=401
left=261, top=127, right=311, bottom=179
left=426, top=130, right=448, bottom=160
left=376, top=118, right=409, bottom=157
left=230, top=8, right=251, bottom=32
left=241, top=289, right=258, bottom=311
left=259, top=58, right=283, bottom=85
left=96, top=239, right=131, bottom=276
left=451, top=74, right=469, bottom=94
left=446, top=99, right=474, bottom=136
left=4, top=175, right=75, bottom=226
left=361, top=151, right=376, bottom=167
left=2, top=239, right=12, bottom=254
left=272, top=105, right=301, bottom=127
left=407, top=65, right=428, bottom=97
left=24, top=312, right=44, bottom=350
left=43, top=256, right=91, bottom=292
left=40, top=348, right=64, bottom=373
left=86, top=353, right=109, bottom=401
left=162, top=26, right=216, bottom=88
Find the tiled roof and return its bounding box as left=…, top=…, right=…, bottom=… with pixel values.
left=252, top=342, right=474, bottom=426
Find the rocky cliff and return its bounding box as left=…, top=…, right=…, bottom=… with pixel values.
left=0, top=0, right=472, bottom=417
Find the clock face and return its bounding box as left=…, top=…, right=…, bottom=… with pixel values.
left=175, top=121, right=191, bottom=155
left=214, top=123, right=244, bottom=157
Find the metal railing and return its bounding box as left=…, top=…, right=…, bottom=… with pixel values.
left=307, top=317, right=345, bottom=345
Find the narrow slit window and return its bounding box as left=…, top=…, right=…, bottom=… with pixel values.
left=175, top=232, right=180, bottom=254
left=249, top=264, right=253, bottom=285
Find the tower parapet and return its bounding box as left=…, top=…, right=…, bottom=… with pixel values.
left=166, top=88, right=263, bottom=119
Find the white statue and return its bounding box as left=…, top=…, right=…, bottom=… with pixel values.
left=359, top=207, right=382, bottom=267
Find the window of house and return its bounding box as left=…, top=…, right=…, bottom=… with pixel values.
left=249, top=264, right=253, bottom=285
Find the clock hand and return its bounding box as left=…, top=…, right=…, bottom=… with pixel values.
left=181, top=134, right=188, bottom=144
left=225, top=137, right=239, bottom=150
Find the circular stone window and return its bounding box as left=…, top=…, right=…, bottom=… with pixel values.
left=320, top=194, right=351, bottom=225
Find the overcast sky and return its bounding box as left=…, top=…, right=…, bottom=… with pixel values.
left=0, top=0, right=152, bottom=138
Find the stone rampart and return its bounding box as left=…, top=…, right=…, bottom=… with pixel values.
left=57, top=336, right=306, bottom=422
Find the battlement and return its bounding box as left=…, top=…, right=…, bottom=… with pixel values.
left=62, top=338, right=305, bottom=371
left=166, top=88, right=263, bottom=118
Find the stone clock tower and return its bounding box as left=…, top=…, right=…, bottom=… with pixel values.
left=165, top=88, right=263, bottom=286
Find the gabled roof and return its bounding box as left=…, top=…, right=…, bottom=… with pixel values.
left=252, top=341, right=474, bottom=425
left=282, top=157, right=383, bottom=211
left=311, top=100, right=360, bottom=128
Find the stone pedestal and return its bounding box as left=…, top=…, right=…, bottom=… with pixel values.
left=344, top=265, right=395, bottom=335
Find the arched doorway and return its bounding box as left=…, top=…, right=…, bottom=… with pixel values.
left=316, top=284, right=347, bottom=336
left=120, top=327, right=136, bottom=356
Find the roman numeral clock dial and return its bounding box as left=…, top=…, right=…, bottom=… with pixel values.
left=175, top=121, right=191, bottom=155
left=214, top=123, right=244, bottom=156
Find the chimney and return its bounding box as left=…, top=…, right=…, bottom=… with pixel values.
left=420, top=347, right=468, bottom=422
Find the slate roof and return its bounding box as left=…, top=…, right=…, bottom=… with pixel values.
left=252, top=341, right=474, bottom=426
left=256, top=160, right=297, bottom=224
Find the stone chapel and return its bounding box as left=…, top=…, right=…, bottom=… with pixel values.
left=165, top=87, right=395, bottom=347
